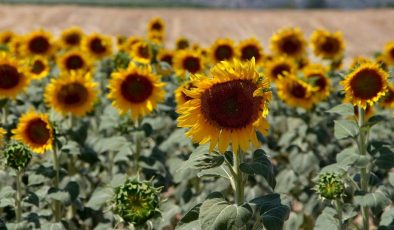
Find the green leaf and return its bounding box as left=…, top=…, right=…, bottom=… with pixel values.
left=315, top=207, right=338, bottom=230
left=177, top=145, right=224, bottom=172
left=85, top=187, right=113, bottom=210
left=47, top=190, right=70, bottom=203
left=0, top=198, right=14, bottom=208
left=379, top=207, right=394, bottom=227
left=239, top=149, right=276, bottom=189
left=199, top=192, right=252, bottom=230
left=250, top=193, right=290, bottom=230
left=326, top=103, right=354, bottom=117
left=336, top=147, right=359, bottom=166
left=289, top=151, right=319, bottom=175
left=375, top=147, right=394, bottom=170
left=389, top=172, right=394, bottom=187
left=364, top=115, right=385, bottom=129
left=198, top=166, right=232, bottom=180
left=175, top=203, right=202, bottom=230
left=354, top=188, right=391, bottom=212
left=64, top=181, right=80, bottom=202
left=24, top=192, right=39, bottom=207
left=334, top=120, right=358, bottom=139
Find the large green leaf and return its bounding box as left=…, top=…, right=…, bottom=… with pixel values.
left=326, top=103, right=354, bottom=117
left=289, top=151, right=319, bottom=175
left=199, top=192, right=252, bottom=230
left=177, top=145, right=224, bottom=172
left=354, top=187, right=391, bottom=212
left=85, top=187, right=113, bottom=210
left=375, top=147, right=394, bottom=170
left=175, top=203, right=202, bottom=230
left=334, top=120, right=358, bottom=139
left=315, top=207, right=338, bottom=230
left=379, top=207, right=394, bottom=227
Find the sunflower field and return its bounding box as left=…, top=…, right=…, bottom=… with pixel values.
left=0, top=15, right=394, bottom=230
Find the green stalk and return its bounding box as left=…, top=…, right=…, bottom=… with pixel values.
left=52, top=147, right=61, bottom=222
left=15, top=170, right=22, bottom=223
left=233, top=150, right=245, bottom=206
left=335, top=199, right=344, bottom=230
left=66, top=114, right=77, bottom=219
left=357, top=106, right=369, bottom=230
left=134, top=119, right=142, bottom=174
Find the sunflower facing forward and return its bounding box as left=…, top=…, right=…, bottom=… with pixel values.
left=57, top=49, right=92, bottom=74
left=0, top=53, right=30, bottom=98
left=210, top=38, right=236, bottom=63
left=0, top=30, right=15, bottom=45
left=177, top=59, right=271, bottom=153
left=173, top=50, right=204, bottom=78
left=59, top=27, right=84, bottom=49
left=82, top=33, right=113, bottom=59
left=302, top=64, right=331, bottom=102
left=147, top=17, right=165, bottom=35
left=383, top=41, right=394, bottom=65
left=21, top=30, right=55, bottom=57
left=45, top=72, right=98, bottom=117
left=310, top=29, right=345, bottom=60
left=131, top=41, right=152, bottom=64
left=270, top=27, right=307, bottom=60
left=108, top=63, right=166, bottom=121
left=28, top=56, right=50, bottom=80
left=341, top=63, right=388, bottom=109
left=237, top=38, right=264, bottom=64
left=264, top=56, right=297, bottom=82
left=12, top=111, right=53, bottom=154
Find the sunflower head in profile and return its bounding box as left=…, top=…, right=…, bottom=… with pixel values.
left=0, top=30, right=15, bottom=45
left=0, top=52, right=30, bottom=99
left=277, top=74, right=317, bottom=110
left=270, top=27, right=307, bottom=60
left=341, top=63, right=388, bottom=109
left=264, top=56, right=297, bottom=82
left=237, top=38, right=264, bottom=64
left=175, top=36, right=190, bottom=50
left=383, top=41, right=394, bottom=65
left=12, top=111, right=53, bottom=154
left=9, top=36, right=23, bottom=57
left=57, top=49, right=92, bottom=74
left=82, top=33, right=113, bottom=59
left=118, top=36, right=142, bottom=53
left=44, top=72, right=98, bottom=117
left=310, top=29, right=345, bottom=61
left=27, top=56, right=50, bottom=80
left=177, top=58, right=272, bottom=153
left=380, top=84, right=394, bottom=109
left=173, top=50, right=204, bottom=78
left=175, top=81, right=196, bottom=108
left=131, top=41, right=152, bottom=64
left=147, top=17, right=165, bottom=35
left=210, top=38, right=236, bottom=63
left=59, top=27, right=84, bottom=49
left=108, top=63, right=166, bottom=121
left=302, top=64, right=331, bottom=102
left=21, top=30, right=54, bottom=57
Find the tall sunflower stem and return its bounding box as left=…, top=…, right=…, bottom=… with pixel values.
left=233, top=150, right=245, bottom=206
left=67, top=114, right=77, bottom=219
left=133, top=119, right=142, bottom=174
left=15, top=170, right=23, bottom=223
left=335, top=199, right=344, bottom=230
left=357, top=106, right=369, bottom=230
left=52, top=147, right=61, bottom=222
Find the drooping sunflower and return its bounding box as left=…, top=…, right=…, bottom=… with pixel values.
left=310, top=29, right=345, bottom=60
left=380, top=84, right=394, bottom=109
left=177, top=59, right=272, bottom=153
left=130, top=41, right=152, bottom=64
left=44, top=72, right=98, bottom=117
left=12, top=111, right=53, bottom=154
left=302, top=64, right=331, bottom=102
left=147, top=17, right=165, bottom=35
left=27, top=56, right=50, bottom=80
left=341, top=63, right=388, bottom=109
left=59, top=27, right=84, bottom=49
left=0, top=30, right=15, bottom=45
left=383, top=41, right=394, bottom=65
left=173, top=50, right=204, bottom=77
left=237, top=38, right=264, bottom=64
left=57, top=49, right=92, bottom=74
left=264, top=56, right=297, bottom=82
left=175, top=37, right=190, bottom=50
left=210, top=38, right=236, bottom=63
left=270, top=27, right=307, bottom=60
left=82, top=33, right=113, bottom=59
left=108, top=63, right=166, bottom=121
left=277, top=74, right=317, bottom=110
left=0, top=53, right=30, bottom=98
left=21, top=30, right=55, bottom=57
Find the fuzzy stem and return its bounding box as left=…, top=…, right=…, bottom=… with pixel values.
left=52, top=147, right=61, bottom=222
left=15, top=170, right=22, bottom=223
left=233, top=150, right=245, bottom=206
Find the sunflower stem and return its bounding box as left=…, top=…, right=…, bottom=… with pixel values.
left=52, top=146, right=62, bottom=222
left=357, top=106, right=369, bottom=230
left=15, top=170, right=22, bottom=223
left=67, top=114, right=77, bottom=220
left=335, top=199, right=344, bottom=230
left=233, top=150, right=245, bottom=206
left=134, top=119, right=142, bottom=174
left=1, top=100, right=8, bottom=126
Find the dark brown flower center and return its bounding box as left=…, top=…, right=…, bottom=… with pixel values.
left=390, top=48, right=394, bottom=59
left=120, top=74, right=154, bottom=103
left=151, top=22, right=163, bottom=31
left=289, top=82, right=307, bottom=98
left=201, top=79, right=261, bottom=129
left=214, top=45, right=234, bottom=61
left=26, top=118, right=51, bottom=145
left=137, top=45, right=150, bottom=59
left=321, top=37, right=340, bottom=55
left=28, top=36, right=50, bottom=55
left=65, top=55, right=85, bottom=70
left=160, top=54, right=173, bottom=66
left=280, top=35, right=302, bottom=56
left=89, top=37, right=106, bottom=55
left=0, top=64, right=21, bottom=89
left=308, top=74, right=327, bottom=91
left=350, top=69, right=384, bottom=99
left=57, top=82, right=89, bottom=106
left=31, top=60, right=46, bottom=74
left=271, top=64, right=291, bottom=79
left=182, top=56, right=201, bottom=74
left=2, top=35, right=12, bottom=44
left=382, top=87, right=394, bottom=103
left=65, top=33, right=81, bottom=46
left=177, top=40, right=189, bottom=50
left=241, top=45, right=261, bottom=61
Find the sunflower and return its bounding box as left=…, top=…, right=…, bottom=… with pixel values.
left=277, top=74, right=317, bottom=110
left=44, top=72, right=98, bottom=117
left=118, top=36, right=142, bottom=53
left=270, top=27, right=307, bottom=60
left=175, top=37, right=190, bottom=50
left=349, top=56, right=372, bottom=70
left=21, top=30, right=54, bottom=57
left=210, top=38, right=236, bottom=63
left=0, top=30, right=15, bottom=45
left=147, top=17, right=165, bottom=34
left=157, top=49, right=174, bottom=66
left=108, top=63, right=166, bottom=121
left=131, top=41, right=152, bottom=64
left=12, top=111, right=53, bottom=154
left=82, top=33, right=113, bottom=59
left=57, top=49, right=92, bottom=74
left=0, top=127, right=6, bottom=147
left=59, top=27, right=84, bottom=49
left=264, top=56, right=297, bottom=82
left=177, top=59, right=271, bottom=153
left=380, top=84, right=394, bottom=109
left=175, top=81, right=196, bottom=107
left=173, top=50, right=204, bottom=77
left=27, top=56, right=50, bottom=80
left=148, top=31, right=164, bottom=45
left=383, top=41, right=394, bottom=65
left=302, top=64, right=331, bottom=102
left=237, top=38, right=264, bottom=64
left=342, top=63, right=388, bottom=109
left=310, top=29, right=345, bottom=60
left=9, top=36, right=23, bottom=57
left=0, top=52, right=30, bottom=98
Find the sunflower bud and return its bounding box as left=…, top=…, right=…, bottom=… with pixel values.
left=3, top=142, right=32, bottom=171
left=315, top=172, right=345, bottom=200
left=113, top=179, right=161, bottom=226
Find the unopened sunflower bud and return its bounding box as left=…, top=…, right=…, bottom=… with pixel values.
left=315, top=172, right=345, bottom=200
left=3, top=142, right=32, bottom=171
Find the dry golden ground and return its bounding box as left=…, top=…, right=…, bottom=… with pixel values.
left=0, top=5, right=393, bottom=58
